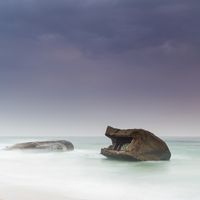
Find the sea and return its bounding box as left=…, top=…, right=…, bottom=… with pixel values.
left=0, top=136, right=199, bottom=200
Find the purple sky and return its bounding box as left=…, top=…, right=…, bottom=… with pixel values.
left=0, top=0, right=200, bottom=136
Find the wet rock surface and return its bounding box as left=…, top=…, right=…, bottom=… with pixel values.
left=7, top=140, right=74, bottom=152
left=101, top=126, right=171, bottom=161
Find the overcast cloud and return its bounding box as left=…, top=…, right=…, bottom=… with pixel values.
left=0, top=0, right=200, bottom=136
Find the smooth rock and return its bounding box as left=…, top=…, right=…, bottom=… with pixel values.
left=7, top=140, right=74, bottom=152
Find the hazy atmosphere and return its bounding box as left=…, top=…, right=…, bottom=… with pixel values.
left=0, top=0, right=200, bottom=136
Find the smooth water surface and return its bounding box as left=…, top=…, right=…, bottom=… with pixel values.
left=0, top=136, right=199, bottom=200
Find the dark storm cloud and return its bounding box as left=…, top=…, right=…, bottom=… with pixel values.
left=0, top=0, right=200, bottom=56
left=0, top=0, right=200, bottom=101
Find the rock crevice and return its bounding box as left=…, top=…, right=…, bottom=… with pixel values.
left=101, top=126, right=171, bottom=161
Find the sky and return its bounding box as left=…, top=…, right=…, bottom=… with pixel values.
left=0, top=0, right=200, bottom=136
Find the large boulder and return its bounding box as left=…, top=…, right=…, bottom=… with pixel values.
left=7, top=140, right=74, bottom=152
left=101, top=126, right=171, bottom=161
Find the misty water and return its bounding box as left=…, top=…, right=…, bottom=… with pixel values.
left=0, top=136, right=199, bottom=200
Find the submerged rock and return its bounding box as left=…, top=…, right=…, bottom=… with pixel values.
left=7, top=140, right=74, bottom=152
left=101, top=126, right=171, bottom=161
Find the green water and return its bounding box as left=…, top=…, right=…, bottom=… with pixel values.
left=0, top=137, right=199, bottom=200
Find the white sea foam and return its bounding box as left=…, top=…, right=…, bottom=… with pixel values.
left=0, top=137, right=199, bottom=200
